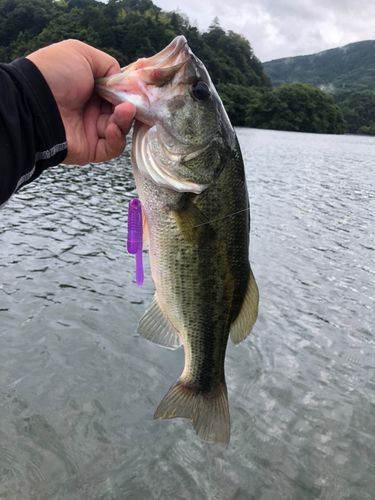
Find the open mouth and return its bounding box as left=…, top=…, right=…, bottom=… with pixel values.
left=95, top=36, right=191, bottom=107
left=120, top=36, right=190, bottom=75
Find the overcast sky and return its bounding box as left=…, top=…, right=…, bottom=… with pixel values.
left=153, top=0, right=375, bottom=62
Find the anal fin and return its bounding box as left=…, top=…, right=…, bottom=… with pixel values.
left=230, top=268, right=259, bottom=346
left=137, top=294, right=182, bottom=349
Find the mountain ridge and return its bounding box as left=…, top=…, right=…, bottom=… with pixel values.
left=263, top=40, right=375, bottom=93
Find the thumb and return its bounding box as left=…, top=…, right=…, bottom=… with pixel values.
left=81, top=43, right=122, bottom=78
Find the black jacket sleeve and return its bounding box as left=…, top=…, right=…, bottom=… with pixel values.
left=0, top=57, right=67, bottom=207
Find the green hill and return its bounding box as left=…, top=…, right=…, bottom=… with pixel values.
left=263, top=40, right=375, bottom=94
left=0, top=0, right=272, bottom=126
left=0, top=0, right=269, bottom=90
left=0, top=0, right=345, bottom=134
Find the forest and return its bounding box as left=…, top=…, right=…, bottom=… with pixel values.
left=0, top=0, right=346, bottom=134
left=263, top=40, right=375, bottom=94
left=264, top=40, right=375, bottom=135
left=333, top=89, right=375, bottom=135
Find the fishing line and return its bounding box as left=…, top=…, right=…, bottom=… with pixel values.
left=182, top=207, right=251, bottom=231
left=126, top=200, right=251, bottom=248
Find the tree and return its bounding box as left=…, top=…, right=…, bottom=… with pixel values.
left=0, top=0, right=274, bottom=128
left=0, top=0, right=56, bottom=45
left=336, top=89, right=375, bottom=134
left=217, top=84, right=265, bottom=126
left=246, top=83, right=346, bottom=134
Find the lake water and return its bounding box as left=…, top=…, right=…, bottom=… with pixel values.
left=0, top=128, right=374, bottom=499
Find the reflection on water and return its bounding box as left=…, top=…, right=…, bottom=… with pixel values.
left=1, top=129, right=374, bottom=499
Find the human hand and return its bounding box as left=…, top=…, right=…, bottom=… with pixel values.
left=27, top=40, right=135, bottom=165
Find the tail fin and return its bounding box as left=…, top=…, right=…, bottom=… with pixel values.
left=154, top=379, right=230, bottom=445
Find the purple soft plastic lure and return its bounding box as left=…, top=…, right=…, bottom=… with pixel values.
left=127, top=198, right=144, bottom=286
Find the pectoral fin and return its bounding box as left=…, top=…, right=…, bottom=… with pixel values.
left=230, top=269, right=259, bottom=346
left=173, top=194, right=216, bottom=245
left=137, top=294, right=182, bottom=349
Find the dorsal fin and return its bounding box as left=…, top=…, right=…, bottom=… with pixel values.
left=230, top=269, right=259, bottom=346
left=137, top=294, right=182, bottom=349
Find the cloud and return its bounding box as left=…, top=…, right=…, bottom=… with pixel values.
left=154, top=0, right=375, bottom=61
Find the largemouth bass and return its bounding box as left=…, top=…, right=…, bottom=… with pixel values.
left=96, top=36, right=259, bottom=445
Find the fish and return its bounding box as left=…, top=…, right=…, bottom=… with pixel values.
left=95, top=36, right=259, bottom=445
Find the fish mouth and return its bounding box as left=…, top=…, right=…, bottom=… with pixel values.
left=120, top=36, right=190, bottom=80
left=95, top=36, right=191, bottom=112
left=95, top=36, right=209, bottom=154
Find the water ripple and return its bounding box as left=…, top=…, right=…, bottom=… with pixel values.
left=0, top=129, right=375, bottom=498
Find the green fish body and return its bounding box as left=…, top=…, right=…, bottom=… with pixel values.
left=96, top=36, right=259, bottom=444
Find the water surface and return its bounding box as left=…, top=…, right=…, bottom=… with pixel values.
left=1, top=129, right=374, bottom=499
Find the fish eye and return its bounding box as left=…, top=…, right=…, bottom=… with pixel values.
left=191, top=81, right=211, bottom=101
